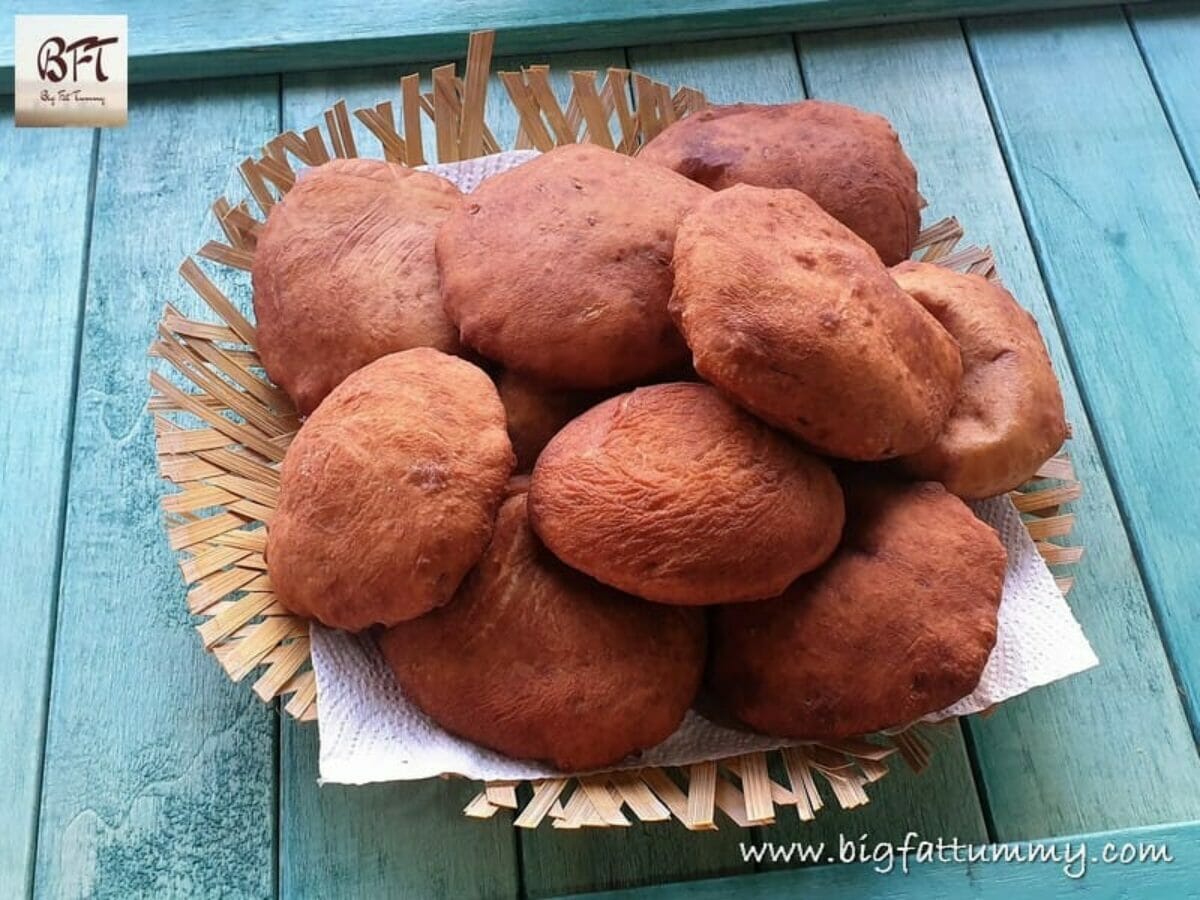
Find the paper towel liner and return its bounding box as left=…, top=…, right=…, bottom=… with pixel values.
left=313, top=493, right=1097, bottom=785
left=306, top=151, right=1097, bottom=785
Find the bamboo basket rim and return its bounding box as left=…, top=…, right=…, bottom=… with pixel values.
left=149, top=30, right=1083, bottom=830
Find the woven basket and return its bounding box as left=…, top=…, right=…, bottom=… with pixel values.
left=150, top=31, right=1083, bottom=830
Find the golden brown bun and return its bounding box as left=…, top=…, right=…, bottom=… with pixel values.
left=267, top=349, right=514, bottom=631
left=379, top=493, right=706, bottom=772
left=709, top=473, right=1005, bottom=739
left=891, top=262, right=1068, bottom=498
left=639, top=101, right=921, bottom=265
left=670, top=185, right=963, bottom=461
left=436, top=143, right=710, bottom=389
left=528, top=382, right=844, bottom=605
left=496, top=370, right=598, bottom=473
left=252, top=159, right=463, bottom=415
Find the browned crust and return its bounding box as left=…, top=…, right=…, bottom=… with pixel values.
left=252, top=158, right=463, bottom=415
left=379, top=493, right=706, bottom=772
left=891, top=261, right=1069, bottom=498
left=528, top=382, right=845, bottom=605
left=670, top=185, right=962, bottom=460
left=640, top=100, right=921, bottom=265
left=436, top=143, right=711, bottom=389
left=709, top=473, right=1005, bottom=740
left=267, top=349, right=514, bottom=631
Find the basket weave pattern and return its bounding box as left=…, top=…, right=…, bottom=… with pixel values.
left=150, top=32, right=1082, bottom=828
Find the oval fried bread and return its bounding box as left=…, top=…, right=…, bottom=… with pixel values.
left=253, top=158, right=462, bottom=415
left=640, top=100, right=921, bottom=265
left=379, top=493, right=706, bottom=772
left=891, top=261, right=1068, bottom=498
left=709, top=473, right=1005, bottom=739
left=670, top=185, right=962, bottom=460
left=436, top=143, right=710, bottom=389
left=267, top=349, right=514, bottom=631
left=529, top=382, right=844, bottom=605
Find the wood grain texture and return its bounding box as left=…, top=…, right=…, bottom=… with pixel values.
left=1127, top=1, right=1200, bottom=188
left=0, top=1, right=1139, bottom=94
left=967, top=7, right=1200, bottom=747
left=630, top=35, right=804, bottom=103
left=799, top=18, right=1200, bottom=839
left=32, top=79, right=280, bottom=898
left=634, top=33, right=990, bottom=857
left=276, top=68, right=523, bottom=900
left=0, top=100, right=94, bottom=900
left=281, top=723, right=519, bottom=900
left=550, top=821, right=1200, bottom=899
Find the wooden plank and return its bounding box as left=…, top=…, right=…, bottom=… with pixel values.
left=549, top=820, right=1200, bottom=898
left=967, top=7, right=1200, bottom=766
left=801, top=17, right=1200, bottom=838
left=0, top=2, right=1140, bottom=95
left=1127, top=1, right=1200, bottom=187
left=275, top=70, right=522, bottom=899
left=33, top=78, right=280, bottom=897
left=631, top=33, right=989, bottom=864
left=631, top=35, right=804, bottom=103
left=280, top=723, right=519, bottom=898
left=0, top=99, right=94, bottom=899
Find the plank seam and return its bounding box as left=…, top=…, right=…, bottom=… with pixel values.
left=957, top=713, right=1000, bottom=842
left=26, top=126, right=101, bottom=900
left=1122, top=5, right=1200, bottom=193
left=790, top=32, right=814, bottom=100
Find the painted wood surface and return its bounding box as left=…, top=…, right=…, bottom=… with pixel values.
left=0, top=101, right=94, bottom=899
left=31, top=78, right=281, bottom=898
left=799, top=18, right=1200, bottom=840
left=1128, top=1, right=1200, bottom=187
left=4, top=7, right=1199, bottom=898
left=552, top=821, right=1199, bottom=899
left=0, top=1, right=1140, bottom=94
left=281, top=724, right=519, bottom=899
left=630, top=34, right=990, bottom=864
left=276, top=68, right=522, bottom=900
left=967, top=7, right=1200, bottom=739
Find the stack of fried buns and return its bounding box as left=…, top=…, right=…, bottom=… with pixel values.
left=255, top=99, right=1067, bottom=772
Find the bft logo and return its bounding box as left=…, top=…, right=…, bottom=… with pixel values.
left=37, top=34, right=120, bottom=84
left=15, top=15, right=128, bottom=127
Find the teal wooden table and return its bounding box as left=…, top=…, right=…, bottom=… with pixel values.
left=2, top=2, right=1199, bottom=897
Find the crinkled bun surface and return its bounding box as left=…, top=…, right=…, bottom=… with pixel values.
left=252, top=158, right=462, bottom=415
left=379, top=493, right=706, bottom=772
left=891, top=262, right=1068, bottom=498
left=709, top=474, right=1005, bottom=739
left=670, top=185, right=962, bottom=460
left=436, top=143, right=711, bottom=389
left=528, top=382, right=845, bottom=605
left=267, top=349, right=514, bottom=631
left=640, top=100, right=921, bottom=265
